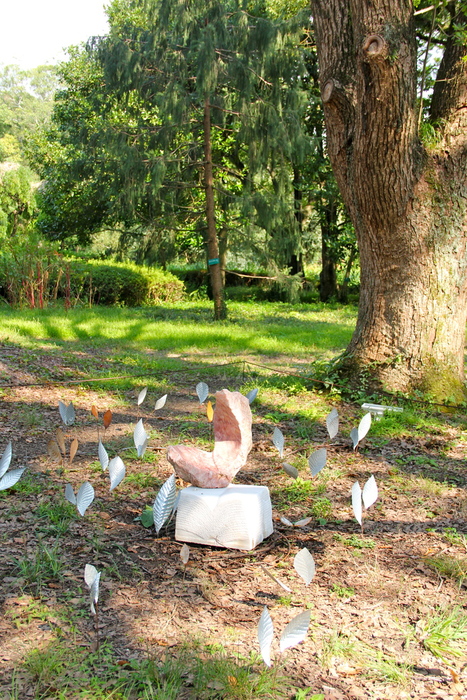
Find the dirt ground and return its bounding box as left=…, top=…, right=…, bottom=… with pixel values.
left=0, top=342, right=466, bottom=699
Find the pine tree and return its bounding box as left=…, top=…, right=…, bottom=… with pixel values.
left=94, top=0, right=308, bottom=318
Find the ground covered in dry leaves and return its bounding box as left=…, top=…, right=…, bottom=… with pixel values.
left=0, top=341, right=466, bottom=699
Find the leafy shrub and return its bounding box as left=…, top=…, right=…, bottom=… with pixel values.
left=55, top=259, right=186, bottom=307
left=0, top=228, right=63, bottom=308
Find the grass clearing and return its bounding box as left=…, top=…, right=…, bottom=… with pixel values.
left=0, top=301, right=356, bottom=359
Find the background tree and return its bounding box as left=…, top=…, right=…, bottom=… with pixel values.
left=95, top=0, right=309, bottom=318
left=311, top=0, right=467, bottom=401
left=0, top=64, right=59, bottom=164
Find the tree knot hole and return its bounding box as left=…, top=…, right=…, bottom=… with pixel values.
left=362, top=34, right=387, bottom=58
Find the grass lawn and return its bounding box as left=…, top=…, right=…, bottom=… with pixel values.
left=0, top=300, right=356, bottom=359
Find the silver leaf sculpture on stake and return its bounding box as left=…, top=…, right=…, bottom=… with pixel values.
left=246, top=387, right=259, bottom=404
left=137, top=387, right=148, bottom=406
left=84, top=564, right=101, bottom=651
left=351, top=481, right=363, bottom=526
left=352, top=475, right=378, bottom=532
left=293, top=548, right=316, bottom=586
left=180, top=543, right=190, bottom=566
left=308, top=447, right=327, bottom=477
left=326, top=408, right=339, bottom=439
left=272, top=427, right=285, bottom=458
left=258, top=606, right=274, bottom=667
left=279, top=610, right=311, bottom=652
left=280, top=516, right=312, bottom=528
left=258, top=608, right=311, bottom=665
left=363, top=474, right=378, bottom=509
left=155, top=394, right=167, bottom=411
left=153, top=473, right=177, bottom=536
left=84, top=564, right=101, bottom=614
left=98, top=440, right=109, bottom=471
left=0, top=442, right=12, bottom=476
left=58, top=401, right=75, bottom=426
left=133, top=419, right=148, bottom=458
left=351, top=412, right=372, bottom=450
left=196, top=382, right=209, bottom=404
left=0, top=442, right=26, bottom=491
left=108, top=456, right=126, bottom=491
left=65, top=481, right=95, bottom=516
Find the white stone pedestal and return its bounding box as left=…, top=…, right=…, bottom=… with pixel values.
left=175, top=484, right=274, bottom=551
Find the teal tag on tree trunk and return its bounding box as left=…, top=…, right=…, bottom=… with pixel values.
left=208, top=258, right=220, bottom=265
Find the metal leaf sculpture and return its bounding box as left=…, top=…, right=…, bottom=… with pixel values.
left=65, top=483, right=76, bottom=504
left=55, top=428, right=66, bottom=455
left=272, top=427, right=284, bottom=458
left=103, top=409, right=113, bottom=429
left=155, top=394, right=167, bottom=411
left=308, top=448, right=327, bottom=477
left=350, top=427, right=359, bottom=450
left=279, top=610, right=311, bottom=653
left=69, top=438, right=79, bottom=464
left=0, top=442, right=12, bottom=478
left=352, top=475, right=378, bottom=528
left=91, top=405, right=99, bottom=419
left=294, top=548, right=316, bottom=585
left=196, top=382, right=209, bottom=404
left=351, top=412, right=372, bottom=450
left=362, top=475, right=378, bottom=510
left=280, top=516, right=312, bottom=528
left=153, top=473, right=177, bottom=535
left=108, top=456, right=126, bottom=491
left=0, top=467, right=26, bottom=491
left=326, top=408, right=339, bottom=439
left=75, top=482, right=95, bottom=516
left=180, top=543, right=190, bottom=566
left=258, top=606, right=274, bottom=667
left=351, top=481, right=363, bottom=526
left=47, top=439, right=62, bottom=463
left=58, top=401, right=75, bottom=426
left=133, top=419, right=148, bottom=458
left=98, top=440, right=109, bottom=471
left=246, top=388, right=259, bottom=404
left=282, top=463, right=298, bottom=479
left=137, top=387, right=148, bottom=406
left=206, top=400, right=214, bottom=422
left=65, top=481, right=95, bottom=516
left=84, top=564, right=101, bottom=614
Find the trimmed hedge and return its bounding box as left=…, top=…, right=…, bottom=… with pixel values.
left=64, top=259, right=186, bottom=306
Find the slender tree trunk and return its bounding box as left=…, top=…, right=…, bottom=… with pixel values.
left=290, top=168, right=304, bottom=276
left=319, top=198, right=338, bottom=302
left=338, top=244, right=357, bottom=304
left=311, top=0, right=467, bottom=401
left=203, top=95, right=226, bottom=320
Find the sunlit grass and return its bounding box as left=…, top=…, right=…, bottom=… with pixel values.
left=0, top=300, right=356, bottom=359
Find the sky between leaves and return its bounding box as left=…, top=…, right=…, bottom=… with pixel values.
left=1, top=0, right=109, bottom=70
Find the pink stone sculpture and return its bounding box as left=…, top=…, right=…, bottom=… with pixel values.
left=167, top=389, right=253, bottom=488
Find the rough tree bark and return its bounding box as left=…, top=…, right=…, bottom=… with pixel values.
left=311, top=0, right=467, bottom=401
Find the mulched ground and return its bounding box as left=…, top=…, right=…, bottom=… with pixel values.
left=0, top=342, right=466, bottom=699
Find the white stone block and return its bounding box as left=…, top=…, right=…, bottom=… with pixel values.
left=175, top=484, right=274, bottom=551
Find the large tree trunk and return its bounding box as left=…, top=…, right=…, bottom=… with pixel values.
left=311, top=0, right=467, bottom=401
left=203, top=96, right=227, bottom=320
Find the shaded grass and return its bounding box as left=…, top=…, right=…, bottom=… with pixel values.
left=13, top=638, right=291, bottom=700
